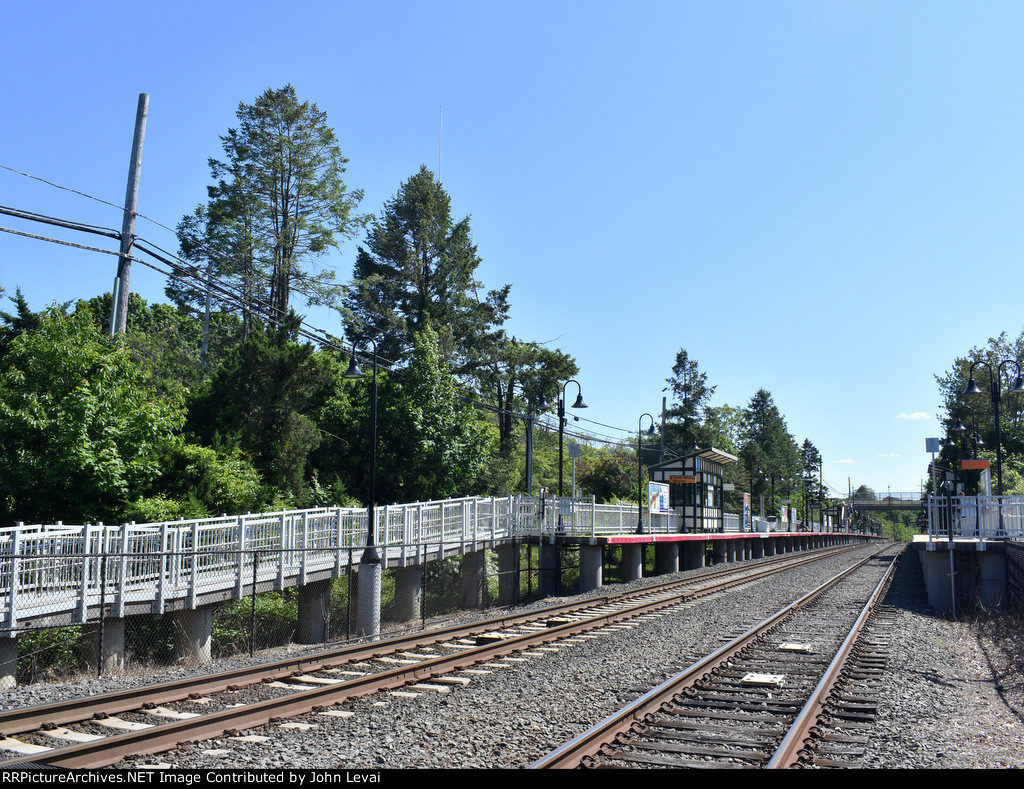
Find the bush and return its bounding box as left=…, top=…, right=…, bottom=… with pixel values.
left=17, top=626, right=88, bottom=683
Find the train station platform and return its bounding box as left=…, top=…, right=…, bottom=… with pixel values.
left=542, top=530, right=868, bottom=595
left=913, top=535, right=1021, bottom=616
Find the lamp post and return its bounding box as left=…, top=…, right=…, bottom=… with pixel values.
left=963, top=360, right=1024, bottom=495
left=538, top=379, right=588, bottom=501
left=637, top=414, right=656, bottom=534
left=344, top=339, right=380, bottom=637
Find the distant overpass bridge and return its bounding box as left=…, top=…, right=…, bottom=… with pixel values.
left=850, top=492, right=924, bottom=512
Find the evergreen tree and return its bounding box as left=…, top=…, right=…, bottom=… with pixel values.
left=663, top=348, right=716, bottom=455
left=186, top=315, right=339, bottom=506
left=344, top=166, right=510, bottom=373
left=170, top=85, right=366, bottom=331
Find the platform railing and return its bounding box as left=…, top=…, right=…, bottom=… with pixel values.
left=927, top=494, right=1024, bottom=540
left=0, top=493, right=842, bottom=635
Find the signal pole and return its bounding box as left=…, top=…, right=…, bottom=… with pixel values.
left=112, top=93, right=149, bottom=335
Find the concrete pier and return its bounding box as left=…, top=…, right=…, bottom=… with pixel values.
left=394, top=565, right=423, bottom=622
left=0, top=637, right=17, bottom=689
left=296, top=579, right=332, bottom=643
left=655, top=543, right=679, bottom=575
left=172, top=606, right=213, bottom=665
left=461, top=550, right=486, bottom=609
left=621, top=544, right=644, bottom=582
left=496, top=542, right=520, bottom=605
left=580, top=544, right=603, bottom=592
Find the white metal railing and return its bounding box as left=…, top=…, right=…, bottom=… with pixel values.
left=1, top=493, right=812, bottom=635
left=927, top=495, right=1024, bottom=540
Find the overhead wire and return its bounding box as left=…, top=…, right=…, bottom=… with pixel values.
left=3, top=164, right=852, bottom=476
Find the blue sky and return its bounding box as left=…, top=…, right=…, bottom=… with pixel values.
left=2, top=1, right=1022, bottom=498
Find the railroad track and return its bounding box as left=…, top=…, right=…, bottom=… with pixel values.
left=531, top=545, right=901, bottom=769
left=0, top=545, right=859, bottom=769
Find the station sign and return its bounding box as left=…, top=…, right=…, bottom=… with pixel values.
left=962, top=459, right=991, bottom=470
left=670, top=475, right=698, bottom=484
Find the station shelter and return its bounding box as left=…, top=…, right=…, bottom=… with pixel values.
left=649, top=447, right=738, bottom=532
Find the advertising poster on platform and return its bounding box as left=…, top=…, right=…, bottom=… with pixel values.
left=648, top=482, right=670, bottom=514
left=743, top=492, right=751, bottom=530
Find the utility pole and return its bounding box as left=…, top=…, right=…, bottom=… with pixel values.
left=112, top=93, right=149, bottom=335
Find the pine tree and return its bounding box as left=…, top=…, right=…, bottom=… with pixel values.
left=344, top=166, right=509, bottom=373
left=170, top=85, right=366, bottom=331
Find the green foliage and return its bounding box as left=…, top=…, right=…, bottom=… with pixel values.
left=477, top=336, right=578, bottom=460
left=875, top=511, right=920, bottom=542
left=577, top=443, right=639, bottom=503
left=936, top=328, right=1024, bottom=491
left=663, top=349, right=716, bottom=453
left=344, top=166, right=510, bottom=374
left=187, top=318, right=341, bottom=506
left=0, top=307, right=185, bottom=525
left=17, top=626, right=88, bottom=683
left=126, top=442, right=267, bottom=521
left=212, top=591, right=298, bottom=656
left=401, top=326, right=491, bottom=499
left=171, top=85, right=367, bottom=327
left=78, top=292, right=243, bottom=397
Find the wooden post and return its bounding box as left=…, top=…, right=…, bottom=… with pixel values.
left=112, top=93, right=149, bottom=335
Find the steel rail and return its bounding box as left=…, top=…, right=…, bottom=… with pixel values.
left=0, top=547, right=857, bottom=769
left=765, top=551, right=900, bottom=768
left=530, top=546, right=891, bottom=768
left=0, top=545, right=851, bottom=737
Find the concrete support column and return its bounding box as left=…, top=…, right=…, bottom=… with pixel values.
left=922, top=547, right=954, bottom=614
left=978, top=551, right=1007, bottom=611
left=579, top=545, right=603, bottom=593
left=682, top=542, right=705, bottom=571
left=172, top=606, right=213, bottom=665
left=655, top=543, right=679, bottom=575
left=712, top=540, right=727, bottom=565
left=461, top=549, right=486, bottom=609
left=496, top=542, right=521, bottom=606
left=100, top=617, right=126, bottom=674
left=742, top=539, right=752, bottom=560
left=393, top=565, right=422, bottom=622
left=764, top=538, right=776, bottom=557
left=621, top=544, right=644, bottom=582
left=540, top=542, right=561, bottom=597
left=726, top=541, right=737, bottom=563
left=0, top=637, right=17, bottom=689
left=355, top=561, right=382, bottom=639
left=752, top=538, right=765, bottom=560
left=296, top=579, right=332, bottom=644
left=79, top=617, right=127, bottom=675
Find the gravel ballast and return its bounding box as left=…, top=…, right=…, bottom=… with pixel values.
left=5, top=542, right=1023, bottom=769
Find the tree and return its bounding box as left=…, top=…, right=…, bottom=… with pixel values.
left=77, top=292, right=242, bottom=397
left=0, top=287, right=44, bottom=361
left=170, top=85, right=366, bottom=331
left=477, top=336, right=578, bottom=459
left=577, top=444, right=639, bottom=503
left=186, top=315, right=340, bottom=506
left=663, top=349, right=716, bottom=455
left=852, top=484, right=877, bottom=501
left=374, top=326, right=491, bottom=503
left=0, top=308, right=185, bottom=524
left=739, top=389, right=800, bottom=512
left=935, top=327, right=1024, bottom=478
left=344, top=166, right=510, bottom=373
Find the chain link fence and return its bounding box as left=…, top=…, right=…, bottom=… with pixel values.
left=5, top=542, right=570, bottom=684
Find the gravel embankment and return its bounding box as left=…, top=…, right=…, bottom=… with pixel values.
left=5, top=543, right=1023, bottom=769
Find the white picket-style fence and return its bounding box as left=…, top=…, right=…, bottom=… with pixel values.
left=0, top=494, right=788, bottom=635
